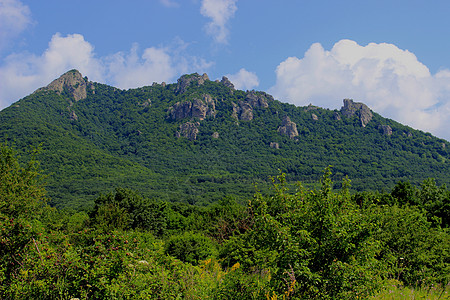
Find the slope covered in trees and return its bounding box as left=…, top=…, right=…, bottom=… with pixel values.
left=0, top=144, right=448, bottom=299
left=0, top=70, right=449, bottom=209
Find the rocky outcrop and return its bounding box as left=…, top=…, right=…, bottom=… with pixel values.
left=278, top=116, right=299, bottom=139
left=379, top=125, right=393, bottom=136
left=168, top=94, right=216, bottom=121
left=232, top=102, right=253, bottom=121
left=176, top=73, right=209, bottom=94
left=245, top=91, right=270, bottom=108
left=270, top=142, right=279, bottom=149
left=140, top=99, right=152, bottom=107
left=69, top=110, right=78, bottom=121
left=212, top=132, right=219, bottom=139
left=221, top=76, right=235, bottom=90
left=340, top=99, right=373, bottom=127
left=38, top=69, right=93, bottom=101
left=311, top=113, right=318, bottom=121
left=334, top=112, right=341, bottom=121
left=176, top=121, right=200, bottom=140
left=304, top=104, right=319, bottom=111
left=231, top=91, right=272, bottom=121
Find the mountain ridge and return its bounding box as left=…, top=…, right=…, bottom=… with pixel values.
left=1, top=70, right=449, bottom=208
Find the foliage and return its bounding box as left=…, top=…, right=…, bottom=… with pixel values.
left=0, top=144, right=449, bottom=299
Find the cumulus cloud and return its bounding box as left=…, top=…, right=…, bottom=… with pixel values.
left=0, top=0, right=32, bottom=51
left=270, top=39, right=450, bottom=141
left=0, top=33, right=213, bottom=110
left=226, top=68, right=259, bottom=90
left=0, top=33, right=103, bottom=109
left=200, top=0, right=237, bottom=44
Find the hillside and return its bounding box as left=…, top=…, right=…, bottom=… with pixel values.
left=0, top=69, right=449, bottom=208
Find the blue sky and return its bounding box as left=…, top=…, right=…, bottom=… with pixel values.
left=1, top=0, right=450, bottom=141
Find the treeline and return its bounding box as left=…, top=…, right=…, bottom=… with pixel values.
left=0, top=144, right=449, bottom=299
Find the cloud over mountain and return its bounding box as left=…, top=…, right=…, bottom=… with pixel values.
left=270, top=39, right=450, bottom=140
left=226, top=68, right=259, bottom=90
left=0, top=34, right=212, bottom=109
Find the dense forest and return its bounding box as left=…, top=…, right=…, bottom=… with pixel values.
left=0, top=70, right=449, bottom=210
left=0, top=144, right=449, bottom=299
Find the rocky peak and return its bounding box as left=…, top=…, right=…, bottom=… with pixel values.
left=220, top=76, right=235, bottom=90
left=176, top=73, right=209, bottom=94
left=40, top=69, right=92, bottom=101
left=245, top=91, right=270, bottom=108
left=278, top=116, right=299, bottom=139
left=340, top=99, right=373, bottom=127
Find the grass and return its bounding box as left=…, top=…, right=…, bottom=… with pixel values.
left=371, top=280, right=450, bottom=300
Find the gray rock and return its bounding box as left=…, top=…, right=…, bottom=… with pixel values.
left=334, top=112, right=341, bottom=121
left=379, top=125, right=393, bottom=136
left=270, top=142, right=279, bottom=149
left=221, top=76, right=235, bottom=90
left=245, top=91, right=270, bottom=108
left=176, top=122, right=200, bottom=140
left=340, top=99, right=373, bottom=127
left=38, top=69, right=93, bottom=101
left=176, top=73, right=208, bottom=94
left=278, top=116, right=299, bottom=139
left=168, top=94, right=216, bottom=121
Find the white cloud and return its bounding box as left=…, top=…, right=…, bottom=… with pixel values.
left=0, top=33, right=213, bottom=110
left=0, top=33, right=103, bottom=109
left=0, top=0, right=32, bottom=51
left=200, top=0, right=237, bottom=44
left=106, top=44, right=176, bottom=89
left=270, top=39, right=450, bottom=141
left=226, top=68, right=259, bottom=90
left=159, top=0, right=179, bottom=8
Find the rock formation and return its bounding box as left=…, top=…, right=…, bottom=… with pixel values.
left=231, top=91, right=271, bottom=121
left=245, top=91, right=270, bottom=108
left=38, top=69, right=93, bottom=101
left=212, top=132, right=219, bottom=139
left=220, top=76, right=235, bottom=90
left=379, top=125, right=393, bottom=136
left=168, top=94, right=216, bottom=121
left=311, top=113, right=318, bottom=121
left=278, top=116, right=299, bottom=139
left=69, top=110, right=78, bottom=121
left=176, top=73, right=209, bottom=94
left=176, top=121, right=200, bottom=140
left=340, top=99, right=373, bottom=127
left=270, top=142, right=280, bottom=149
left=334, top=112, right=342, bottom=121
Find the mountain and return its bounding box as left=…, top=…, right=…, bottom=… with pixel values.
left=1, top=69, right=449, bottom=209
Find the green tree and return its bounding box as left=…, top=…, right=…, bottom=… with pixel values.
left=0, top=143, right=47, bottom=295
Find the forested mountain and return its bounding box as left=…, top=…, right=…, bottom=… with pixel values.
left=0, top=69, right=449, bottom=208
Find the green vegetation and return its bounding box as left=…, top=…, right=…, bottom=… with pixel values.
left=0, top=73, right=449, bottom=209
left=1, top=143, right=448, bottom=299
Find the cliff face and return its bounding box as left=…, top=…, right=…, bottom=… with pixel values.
left=38, top=69, right=93, bottom=101
left=340, top=99, right=373, bottom=127
left=232, top=91, right=272, bottom=121
left=168, top=94, right=216, bottom=121
left=278, top=116, right=299, bottom=139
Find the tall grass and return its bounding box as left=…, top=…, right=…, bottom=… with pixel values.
left=370, top=280, right=450, bottom=300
